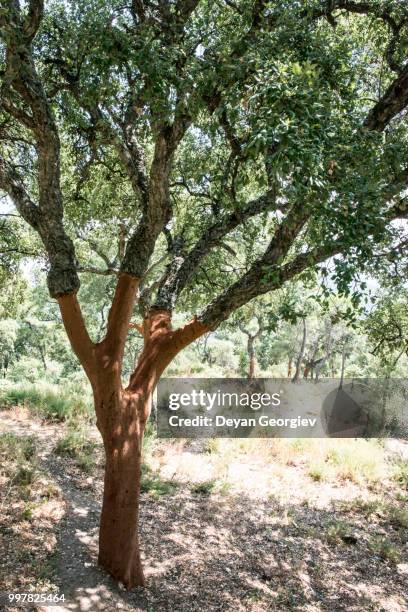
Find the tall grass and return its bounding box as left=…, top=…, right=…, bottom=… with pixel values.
left=0, top=432, right=38, bottom=487
left=54, top=422, right=97, bottom=473
left=0, top=381, right=93, bottom=422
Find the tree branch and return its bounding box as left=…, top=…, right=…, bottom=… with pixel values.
left=1, top=9, right=80, bottom=297
left=153, top=189, right=280, bottom=311
left=198, top=204, right=310, bottom=328
left=57, top=293, right=96, bottom=377
left=77, top=266, right=119, bottom=276
left=0, top=156, right=41, bottom=229
left=100, top=273, right=139, bottom=363
left=364, top=63, right=408, bottom=131
left=121, top=116, right=190, bottom=278
left=23, top=0, right=44, bottom=43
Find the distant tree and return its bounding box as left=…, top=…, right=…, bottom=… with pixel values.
left=366, top=292, right=408, bottom=371
left=232, top=298, right=278, bottom=377
left=0, top=318, right=18, bottom=377
left=1, top=0, right=408, bottom=587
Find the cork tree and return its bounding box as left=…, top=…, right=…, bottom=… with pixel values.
left=1, top=0, right=408, bottom=588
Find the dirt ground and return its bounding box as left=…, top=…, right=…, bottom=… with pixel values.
left=0, top=407, right=407, bottom=612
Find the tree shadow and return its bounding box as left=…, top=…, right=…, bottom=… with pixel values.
left=1, top=412, right=406, bottom=611
left=49, top=472, right=407, bottom=611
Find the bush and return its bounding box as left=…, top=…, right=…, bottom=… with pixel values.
left=54, top=428, right=95, bottom=458
left=0, top=432, right=37, bottom=463
left=369, top=536, right=401, bottom=563
left=191, top=480, right=217, bottom=495
left=394, top=460, right=408, bottom=490
left=54, top=424, right=97, bottom=473
left=8, top=357, right=45, bottom=384
left=0, top=432, right=38, bottom=486
left=140, top=464, right=178, bottom=497
left=325, top=439, right=387, bottom=483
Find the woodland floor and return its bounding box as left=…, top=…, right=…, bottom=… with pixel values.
left=0, top=406, right=407, bottom=612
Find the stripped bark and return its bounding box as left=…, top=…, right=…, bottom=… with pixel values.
left=1, top=0, right=408, bottom=589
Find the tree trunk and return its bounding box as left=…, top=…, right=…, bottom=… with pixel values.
left=287, top=357, right=293, bottom=378
left=98, top=398, right=146, bottom=587
left=57, top=277, right=208, bottom=589
left=339, top=346, right=346, bottom=388
left=91, top=376, right=150, bottom=588
left=292, top=318, right=307, bottom=382
left=247, top=335, right=255, bottom=379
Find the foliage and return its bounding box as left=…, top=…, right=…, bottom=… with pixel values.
left=0, top=0, right=407, bottom=324
left=366, top=291, right=408, bottom=370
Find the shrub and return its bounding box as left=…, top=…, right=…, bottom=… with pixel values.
left=389, top=507, right=408, bottom=529
left=325, top=439, right=387, bottom=483
left=0, top=432, right=37, bottom=464
left=140, top=464, right=178, bottom=497
left=325, top=520, right=352, bottom=545
left=0, top=433, right=38, bottom=488
left=54, top=424, right=97, bottom=473
left=54, top=426, right=95, bottom=457
left=394, top=460, right=408, bottom=490
left=191, top=480, right=217, bottom=495
left=369, top=536, right=401, bottom=563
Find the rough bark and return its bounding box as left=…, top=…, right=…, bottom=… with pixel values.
left=364, top=63, right=408, bottom=131
left=97, top=392, right=146, bottom=587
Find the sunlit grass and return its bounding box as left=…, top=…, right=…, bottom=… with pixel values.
left=0, top=381, right=92, bottom=422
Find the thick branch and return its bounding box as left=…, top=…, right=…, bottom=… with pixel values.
left=1, top=9, right=80, bottom=297
left=309, top=2, right=408, bottom=123
left=364, top=63, right=408, bottom=131
left=121, top=119, right=189, bottom=278
left=57, top=293, right=95, bottom=377
left=77, top=266, right=119, bottom=276
left=0, top=157, right=41, bottom=228
left=23, top=0, right=44, bottom=42
left=153, top=189, right=279, bottom=310
left=199, top=204, right=310, bottom=328
left=100, top=273, right=140, bottom=363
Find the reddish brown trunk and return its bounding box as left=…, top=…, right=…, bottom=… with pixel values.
left=97, top=392, right=147, bottom=587
left=59, top=281, right=208, bottom=589
left=287, top=358, right=293, bottom=378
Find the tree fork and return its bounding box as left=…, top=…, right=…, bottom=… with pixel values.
left=57, top=276, right=208, bottom=588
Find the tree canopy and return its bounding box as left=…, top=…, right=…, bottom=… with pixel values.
left=0, top=0, right=407, bottom=330
left=1, top=0, right=408, bottom=589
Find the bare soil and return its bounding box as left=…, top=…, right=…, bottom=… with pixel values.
left=0, top=408, right=407, bottom=612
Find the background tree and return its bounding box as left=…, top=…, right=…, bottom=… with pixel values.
left=231, top=297, right=279, bottom=377
left=366, top=291, right=408, bottom=373
left=1, top=0, right=408, bottom=588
